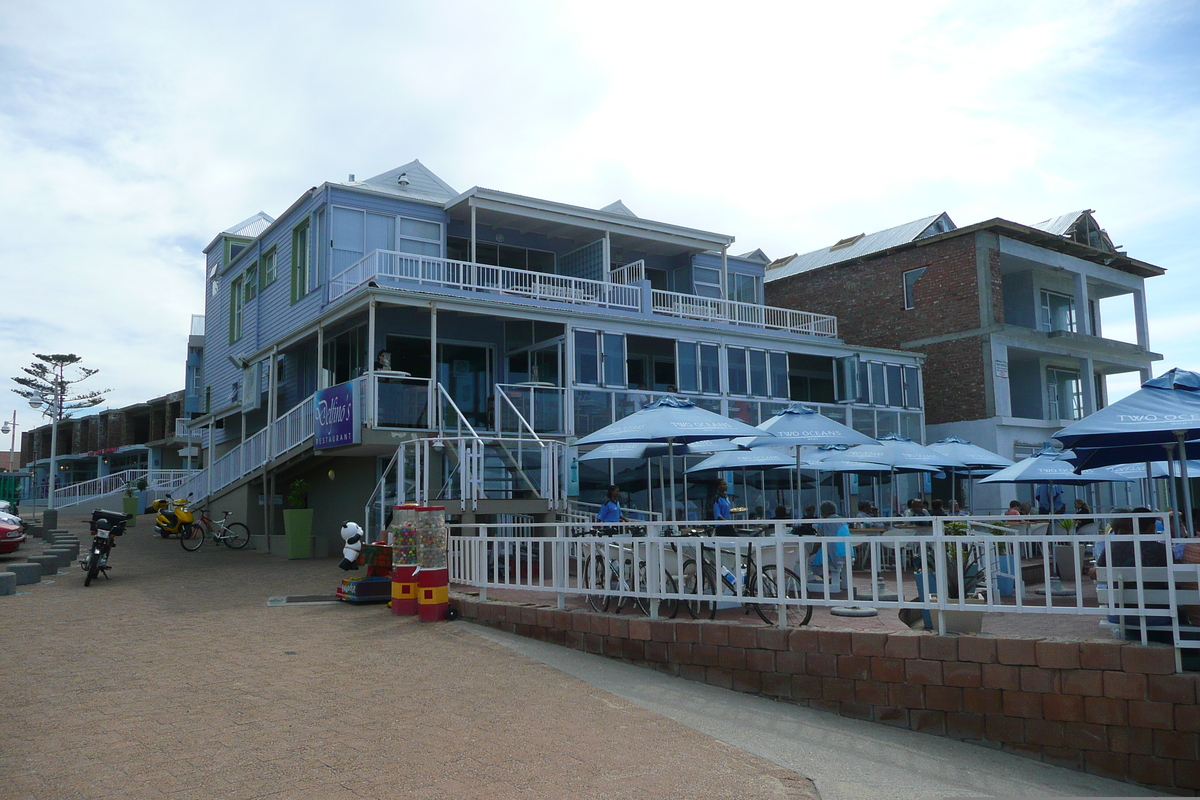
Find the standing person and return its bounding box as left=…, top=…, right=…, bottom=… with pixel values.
left=713, top=478, right=734, bottom=535
left=1036, top=483, right=1066, bottom=515
left=596, top=485, right=628, bottom=525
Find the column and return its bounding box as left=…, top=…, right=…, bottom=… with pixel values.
left=1079, top=355, right=1097, bottom=416
left=1133, top=288, right=1150, bottom=350
left=1072, top=272, right=1091, bottom=335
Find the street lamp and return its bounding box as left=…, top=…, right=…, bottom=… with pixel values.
left=28, top=396, right=63, bottom=511
left=0, top=412, right=18, bottom=473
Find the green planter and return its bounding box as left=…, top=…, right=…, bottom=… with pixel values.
left=283, top=509, right=314, bottom=559
left=121, top=496, right=139, bottom=526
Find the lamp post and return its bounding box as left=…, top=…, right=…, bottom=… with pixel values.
left=0, top=412, right=18, bottom=473
left=28, top=396, right=63, bottom=511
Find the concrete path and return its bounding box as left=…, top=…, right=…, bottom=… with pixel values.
left=466, top=625, right=1164, bottom=799
left=0, top=516, right=1163, bottom=799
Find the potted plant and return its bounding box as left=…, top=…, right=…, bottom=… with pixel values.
left=913, top=520, right=987, bottom=632
left=121, top=477, right=148, bottom=524
left=282, top=478, right=313, bottom=559
left=1054, top=517, right=1084, bottom=581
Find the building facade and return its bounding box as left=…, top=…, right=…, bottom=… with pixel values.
left=764, top=211, right=1164, bottom=511
left=188, top=160, right=927, bottom=552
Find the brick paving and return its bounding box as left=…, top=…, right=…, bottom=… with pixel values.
left=0, top=516, right=814, bottom=800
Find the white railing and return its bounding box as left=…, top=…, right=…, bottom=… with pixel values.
left=331, top=250, right=642, bottom=310
left=272, top=395, right=315, bottom=457
left=174, top=419, right=211, bottom=445
left=53, top=469, right=199, bottom=507
left=609, top=259, right=645, bottom=285
left=651, top=289, right=838, bottom=337
left=448, top=513, right=1199, bottom=667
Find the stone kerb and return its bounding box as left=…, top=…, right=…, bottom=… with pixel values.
left=28, top=555, right=60, bottom=576
left=6, top=563, right=42, bottom=585
left=0, top=572, right=15, bottom=596
left=43, top=548, right=73, bottom=569
left=453, top=593, right=1200, bottom=795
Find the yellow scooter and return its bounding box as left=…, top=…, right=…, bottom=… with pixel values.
left=152, top=493, right=195, bottom=539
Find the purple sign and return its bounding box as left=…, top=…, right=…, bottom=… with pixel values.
left=314, top=383, right=360, bottom=450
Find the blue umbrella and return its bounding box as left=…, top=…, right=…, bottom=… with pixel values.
left=978, top=446, right=1133, bottom=486
left=575, top=397, right=768, bottom=520
left=1054, top=368, right=1200, bottom=522
left=685, top=447, right=796, bottom=473
left=743, top=403, right=876, bottom=448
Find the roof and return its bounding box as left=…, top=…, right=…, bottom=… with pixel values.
left=203, top=211, right=276, bottom=254
left=737, top=248, right=772, bottom=265
left=340, top=159, right=459, bottom=205
left=766, top=213, right=954, bottom=281
left=767, top=211, right=1162, bottom=282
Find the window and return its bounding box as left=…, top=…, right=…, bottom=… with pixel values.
left=229, top=275, right=244, bottom=342
left=903, top=267, right=926, bottom=310
left=835, top=355, right=862, bottom=404
left=748, top=350, right=768, bottom=397
left=677, top=342, right=698, bottom=393
left=902, top=366, right=921, bottom=409
left=225, top=237, right=250, bottom=266
left=730, top=273, right=759, bottom=305
left=244, top=262, right=259, bottom=301
left=261, top=248, right=277, bottom=288
left=1047, top=368, right=1083, bottom=420
left=1040, top=291, right=1076, bottom=333
left=602, top=333, right=626, bottom=388
left=861, top=361, right=921, bottom=408
left=291, top=221, right=311, bottom=302
left=727, top=347, right=747, bottom=395
left=574, top=330, right=625, bottom=387
left=769, top=353, right=788, bottom=399
left=575, top=331, right=598, bottom=385
left=699, top=344, right=720, bottom=394
left=693, top=267, right=722, bottom=299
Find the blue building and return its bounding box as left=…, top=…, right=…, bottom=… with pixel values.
left=187, top=161, right=925, bottom=553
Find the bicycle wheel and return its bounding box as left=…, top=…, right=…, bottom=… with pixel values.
left=634, top=563, right=680, bottom=619
left=222, top=522, right=251, bottom=549
left=615, top=559, right=638, bottom=613
left=682, top=559, right=717, bottom=620
left=582, top=557, right=610, bottom=612
left=751, top=565, right=812, bottom=627
left=180, top=523, right=205, bottom=551
left=84, top=552, right=100, bottom=587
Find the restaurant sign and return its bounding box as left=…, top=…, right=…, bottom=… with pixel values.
left=314, top=383, right=361, bottom=450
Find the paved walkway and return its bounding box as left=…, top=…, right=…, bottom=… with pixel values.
left=0, top=516, right=1160, bottom=799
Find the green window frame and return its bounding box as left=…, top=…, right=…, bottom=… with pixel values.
left=229, top=275, right=244, bottom=342
left=261, top=247, right=277, bottom=288
left=244, top=262, right=259, bottom=301
left=291, top=222, right=311, bottom=303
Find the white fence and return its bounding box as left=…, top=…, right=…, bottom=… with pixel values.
left=448, top=513, right=1198, bottom=667
left=52, top=469, right=198, bottom=507
left=651, top=289, right=838, bottom=337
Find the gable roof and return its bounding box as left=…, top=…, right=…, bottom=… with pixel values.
left=600, top=200, right=638, bottom=218
left=1031, top=209, right=1118, bottom=253
left=225, top=212, right=274, bottom=238
left=766, top=213, right=955, bottom=281
left=349, top=159, right=459, bottom=204
left=736, top=248, right=772, bottom=265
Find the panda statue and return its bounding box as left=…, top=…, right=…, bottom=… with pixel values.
left=338, top=521, right=364, bottom=571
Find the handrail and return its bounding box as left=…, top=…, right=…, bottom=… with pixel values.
left=53, top=469, right=199, bottom=506
left=609, top=259, right=645, bottom=285
left=437, top=383, right=480, bottom=441
left=494, top=387, right=544, bottom=447
left=651, top=288, right=838, bottom=337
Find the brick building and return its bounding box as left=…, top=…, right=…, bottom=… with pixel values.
left=765, top=211, right=1164, bottom=512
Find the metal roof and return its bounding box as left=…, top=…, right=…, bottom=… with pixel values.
left=766, top=213, right=954, bottom=282
left=1032, top=210, right=1089, bottom=237
left=224, top=212, right=274, bottom=238
left=344, top=159, right=459, bottom=205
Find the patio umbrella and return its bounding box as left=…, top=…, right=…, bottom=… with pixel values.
left=810, top=435, right=967, bottom=514
left=1054, top=368, right=1200, bottom=520
left=978, top=446, right=1134, bottom=486
left=686, top=447, right=798, bottom=521
left=574, top=397, right=768, bottom=521
left=927, top=435, right=1014, bottom=510
left=743, top=403, right=876, bottom=449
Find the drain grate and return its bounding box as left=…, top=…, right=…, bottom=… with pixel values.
left=267, top=595, right=341, bottom=607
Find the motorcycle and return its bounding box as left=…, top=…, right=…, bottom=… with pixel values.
left=82, top=509, right=132, bottom=586
left=152, top=493, right=195, bottom=538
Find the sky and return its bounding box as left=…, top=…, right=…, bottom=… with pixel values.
left=1, top=0, right=1198, bottom=445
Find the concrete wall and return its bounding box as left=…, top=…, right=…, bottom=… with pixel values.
left=458, top=596, right=1200, bottom=795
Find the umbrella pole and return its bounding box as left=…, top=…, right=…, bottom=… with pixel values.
left=1164, top=443, right=1180, bottom=536
left=1178, top=433, right=1194, bottom=535
left=669, top=440, right=677, bottom=523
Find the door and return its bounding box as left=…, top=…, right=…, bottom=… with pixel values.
left=438, top=343, right=493, bottom=428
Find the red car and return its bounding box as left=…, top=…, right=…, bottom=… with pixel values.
left=0, top=519, right=25, bottom=554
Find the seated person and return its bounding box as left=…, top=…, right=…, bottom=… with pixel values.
left=929, top=498, right=948, bottom=517
left=1090, top=509, right=1174, bottom=641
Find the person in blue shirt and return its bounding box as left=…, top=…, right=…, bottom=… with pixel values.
left=596, top=485, right=628, bottom=524
left=713, top=478, right=734, bottom=535
left=811, top=500, right=851, bottom=584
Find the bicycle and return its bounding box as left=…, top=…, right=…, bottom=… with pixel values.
left=180, top=509, right=251, bottom=552
left=578, top=529, right=679, bottom=618
left=681, top=530, right=811, bottom=627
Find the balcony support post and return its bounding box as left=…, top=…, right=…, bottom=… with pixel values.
left=430, top=303, right=438, bottom=431
left=721, top=245, right=728, bottom=301
left=367, top=299, right=376, bottom=427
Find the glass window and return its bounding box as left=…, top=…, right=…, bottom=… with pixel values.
left=869, top=362, right=886, bottom=405
left=769, top=352, right=789, bottom=399
left=903, top=267, right=926, bottom=310
left=731, top=273, right=758, bottom=304
left=885, top=364, right=902, bottom=407
left=574, top=330, right=598, bottom=385
left=748, top=350, right=768, bottom=397
left=400, top=217, right=441, bottom=241
left=1047, top=368, right=1083, bottom=420
left=244, top=263, right=259, bottom=301
left=677, top=342, right=698, bottom=393
left=693, top=266, right=722, bottom=298
left=727, top=347, right=747, bottom=395
left=602, top=333, right=626, bottom=388
left=261, top=248, right=276, bottom=287
left=902, top=366, right=921, bottom=409
left=1040, top=291, right=1076, bottom=333
left=700, top=344, right=720, bottom=394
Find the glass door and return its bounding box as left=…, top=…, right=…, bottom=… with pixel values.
left=438, top=343, right=493, bottom=428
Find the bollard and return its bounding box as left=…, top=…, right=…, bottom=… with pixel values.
left=52, top=541, right=80, bottom=559
left=43, top=549, right=73, bottom=569
left=28, top=555, right=59, bottom=577
left=417, top=567, right=449, bottom=622
left=0, top=572, right=16, bottom=596
left=7, top=563, right=42, bottom=585
left=390, top=565, right=418, bottom=616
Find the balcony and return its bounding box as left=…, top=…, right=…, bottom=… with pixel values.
left=331, top=250, right=837, bottom=338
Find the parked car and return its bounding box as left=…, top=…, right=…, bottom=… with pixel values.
left=0, top=513, right=25, bottom=554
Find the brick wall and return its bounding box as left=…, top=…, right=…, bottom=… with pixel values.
left=766, top=234, right=1004, bottom=426
left=457, top=596, right=1200, bottom=795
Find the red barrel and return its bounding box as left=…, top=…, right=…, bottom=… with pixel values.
left=417, top=567, right=449, bottom=622
left=390, top=565, right=418, bottom=616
